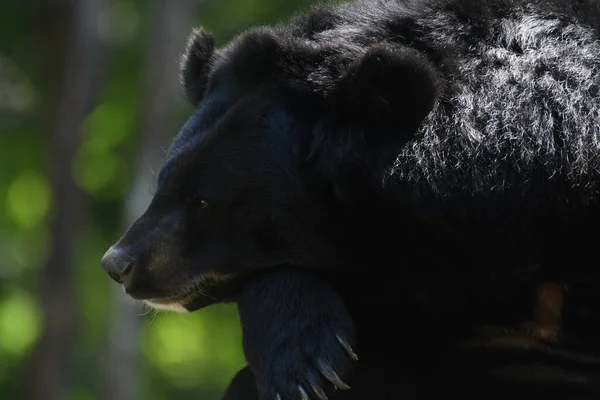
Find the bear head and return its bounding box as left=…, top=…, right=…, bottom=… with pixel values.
left=100, top=24, right=441, bottom=312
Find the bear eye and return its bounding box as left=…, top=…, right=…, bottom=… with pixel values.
left=185, top=194, right=209, bottom=209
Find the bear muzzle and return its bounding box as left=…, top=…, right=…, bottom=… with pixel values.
left=101, top=245, right=134, bottom=288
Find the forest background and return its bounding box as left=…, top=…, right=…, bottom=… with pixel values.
left=0, top=0, right=336, bottom=399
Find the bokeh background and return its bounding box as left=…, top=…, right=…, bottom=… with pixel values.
left=0, top=0, right=337, bottom=399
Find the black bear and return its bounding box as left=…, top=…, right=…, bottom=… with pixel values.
left=101, top=0, right=600, bottom=399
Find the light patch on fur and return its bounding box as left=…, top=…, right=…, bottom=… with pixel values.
left=462, top=282, right=566, bottom=351
left=145, top=300, right=189, bottom=313
left=532, top=282, right=564, bottom=342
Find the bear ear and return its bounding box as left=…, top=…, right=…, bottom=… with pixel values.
left=334, top=43, right=440, bottom=139
left=180, top=27, right=218, bottom=106
left=223, top=28, right=282, bottom=89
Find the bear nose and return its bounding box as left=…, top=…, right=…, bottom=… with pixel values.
left=101, top=246, right=135, bottom=286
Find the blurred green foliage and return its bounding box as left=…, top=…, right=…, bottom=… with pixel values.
left=0, top=0, right=336, bottom=399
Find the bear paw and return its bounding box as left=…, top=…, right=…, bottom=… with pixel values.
left=256, top=331, right=357, bottom=400
left=238, top=268, right=358, bottom=400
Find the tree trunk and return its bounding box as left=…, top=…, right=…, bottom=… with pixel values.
left=100, top=1, right=205, bottom=399
left=22, top=1, right=110, bottom=400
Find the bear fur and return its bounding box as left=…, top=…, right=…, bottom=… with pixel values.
left=101, top=0, right=600, bottom=399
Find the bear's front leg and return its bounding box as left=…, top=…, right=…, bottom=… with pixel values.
left=237, top=267, right=357, bottom=400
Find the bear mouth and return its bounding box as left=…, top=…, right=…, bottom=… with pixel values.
left=135, top=272, right=239, bottom=312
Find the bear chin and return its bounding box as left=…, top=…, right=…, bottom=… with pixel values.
left=145, top=294, right=219, bottom=313
left=144, top=300, right=190, bottom=313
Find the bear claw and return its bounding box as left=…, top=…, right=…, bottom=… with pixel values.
left=318, top=360, right=351, bottom=390
left=298, top=386, right=310, bottom=400
left=310, top=382, right=329, bottom=400
left=336, top=334, right=358, bottom=361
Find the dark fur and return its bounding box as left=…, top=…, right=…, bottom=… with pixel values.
left=102, top=0, right=600, bottom=399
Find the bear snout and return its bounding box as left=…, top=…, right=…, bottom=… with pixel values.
left=100, top=245, right=135, bottom=287
left=100, top=244, right=158, bottom=299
